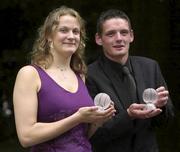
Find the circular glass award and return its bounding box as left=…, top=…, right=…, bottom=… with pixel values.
left=94, top=93, right=111, bottom=110
left=142, top=88, right=158, bottom=110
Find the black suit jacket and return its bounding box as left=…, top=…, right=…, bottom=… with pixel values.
left=86, top=55, right=174, bottom=152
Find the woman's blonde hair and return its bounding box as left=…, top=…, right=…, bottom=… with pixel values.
left=31, top=6, right=87, bottom=75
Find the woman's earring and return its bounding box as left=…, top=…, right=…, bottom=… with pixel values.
left=49, top=41, right=54, bottom=49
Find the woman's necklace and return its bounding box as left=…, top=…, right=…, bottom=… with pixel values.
left=59, top=67, right=68, bottom=79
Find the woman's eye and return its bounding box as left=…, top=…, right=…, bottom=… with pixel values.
left=73, top=29, right=80, bottom=35
left=59, top=28, right=68, bottom=33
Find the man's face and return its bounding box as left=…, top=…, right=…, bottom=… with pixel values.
left=96, top=18, right=134, bottom=63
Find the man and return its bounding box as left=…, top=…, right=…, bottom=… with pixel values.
left=86, top=9, right=174, bottom=152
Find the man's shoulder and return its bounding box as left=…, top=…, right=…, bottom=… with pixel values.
left=87, top=59, right=104, bottom=78
left=130, top=56, right=157, bottom=65
left=88, top=60, right=100, bottom=70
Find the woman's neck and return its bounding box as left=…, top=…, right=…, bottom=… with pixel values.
left=50, top=53, right=72, bottom=70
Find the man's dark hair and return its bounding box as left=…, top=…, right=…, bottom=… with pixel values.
left=96, top=9, right=132, bottom=35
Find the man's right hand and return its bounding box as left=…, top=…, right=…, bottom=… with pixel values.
left=127, top=103, right=162, bottom=119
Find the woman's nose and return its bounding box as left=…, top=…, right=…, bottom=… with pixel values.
left=67, top=31, right=75, bottom=39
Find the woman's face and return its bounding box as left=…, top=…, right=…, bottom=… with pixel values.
left=50, top=14, right=81, bottom=57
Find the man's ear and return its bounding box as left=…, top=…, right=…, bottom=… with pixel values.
left=95, top=33, right=102, bottom=46
left=130, top=29, right=134, bottom=43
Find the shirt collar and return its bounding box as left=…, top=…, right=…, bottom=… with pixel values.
left=102, top=54, right=132, bottom=77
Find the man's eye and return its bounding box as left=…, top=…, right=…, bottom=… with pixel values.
left=121, top=30, right=129, bottom=36
left=106, top=32, right=115, bottom=37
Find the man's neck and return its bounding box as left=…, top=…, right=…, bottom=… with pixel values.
left=104, top=54, right=128, bottom=65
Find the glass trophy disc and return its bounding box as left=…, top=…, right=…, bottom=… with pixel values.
left=142, top=88, right=158, bottom=110
left=94, top=93, right=111, bottom=110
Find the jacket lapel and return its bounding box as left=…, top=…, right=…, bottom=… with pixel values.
left=130, top=57, right=145, bottom=103
left=99, top=57, right=131, bottom=109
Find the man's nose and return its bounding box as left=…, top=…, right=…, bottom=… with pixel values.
left=115, top=32, right=123, bottom=40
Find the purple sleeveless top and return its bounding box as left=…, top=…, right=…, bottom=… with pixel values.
left=30, top=65, right=94, bottom=152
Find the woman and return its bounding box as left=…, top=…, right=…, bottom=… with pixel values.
left=13, top=6, right=115, bottom=152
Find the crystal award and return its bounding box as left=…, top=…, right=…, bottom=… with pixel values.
left=94, top=93, right=111, bottom=111
left=142, top=88, right=158, bottom=110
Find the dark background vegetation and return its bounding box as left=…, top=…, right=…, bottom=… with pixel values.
left=0, top=0, right=179, bottom=151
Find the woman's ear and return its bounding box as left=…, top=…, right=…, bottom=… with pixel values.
left=47, top=37, right=54, bottom=49
left=48, top=37, right=52, bottom=42
left=95, top=33, right=102, bottom=46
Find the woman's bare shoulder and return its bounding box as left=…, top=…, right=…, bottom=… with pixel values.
left=16, top=65, right=39, bottom=81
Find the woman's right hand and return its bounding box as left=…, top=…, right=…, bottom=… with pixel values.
left=76, top=104, right=116, bottom=124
